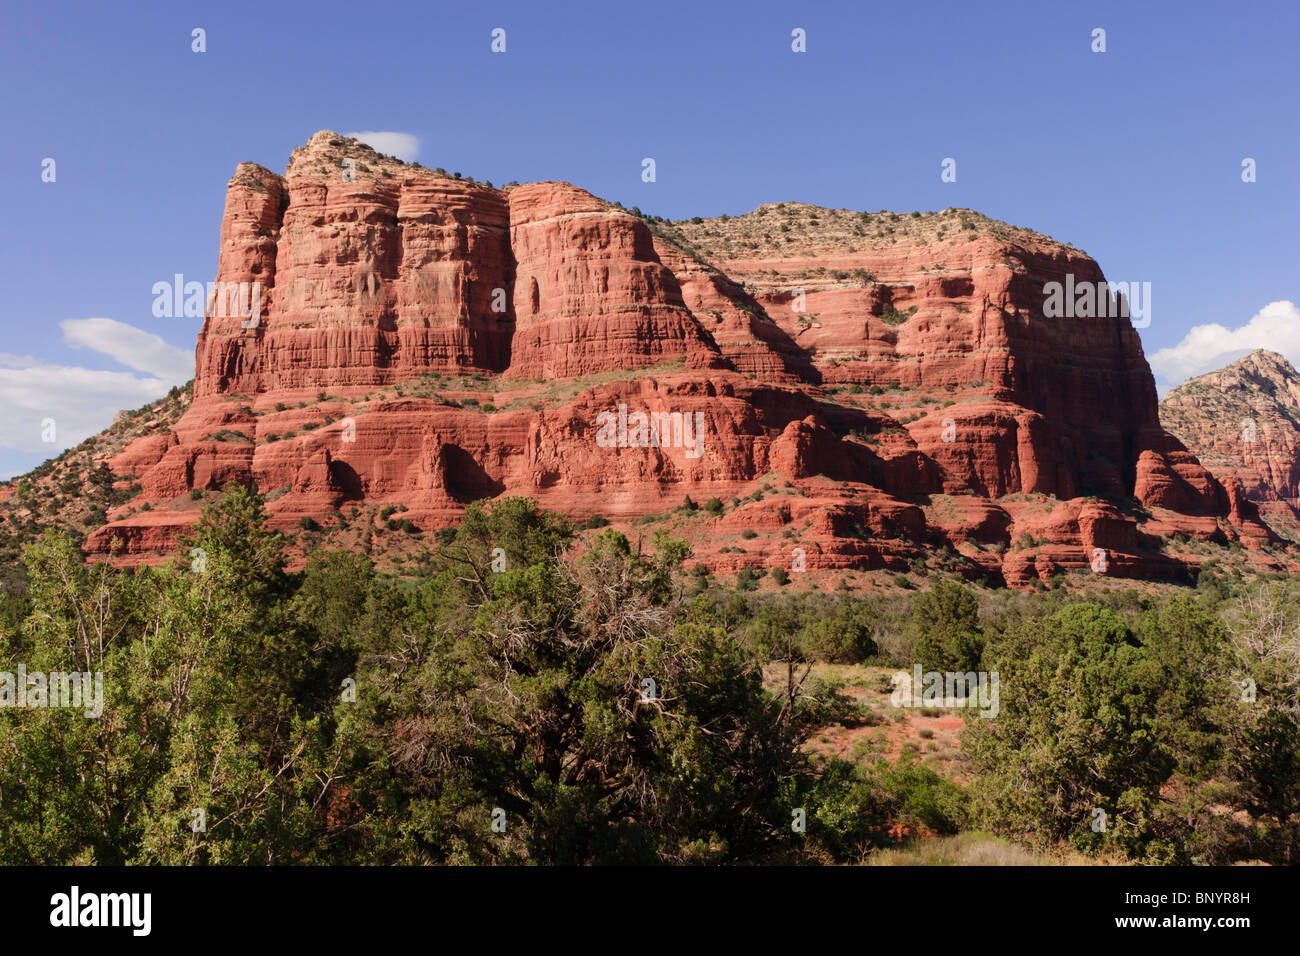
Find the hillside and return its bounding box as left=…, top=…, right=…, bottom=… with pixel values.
left=1160, top=348, right=1300, bottom=540
left=0, top=384, right=192, bottom=582
left=4, top=131, right=1292, bottom=590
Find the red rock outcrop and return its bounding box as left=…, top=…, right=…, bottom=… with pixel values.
left=197, top=134, right=516, bottom=400
left=1160, top=348, right=1300, bottom=540
left=505, top=183, right=718, bottom=379
left=82, top=133, right=1287, bottom=586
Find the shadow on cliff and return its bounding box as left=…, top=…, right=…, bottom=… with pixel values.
left=329, top=460, right=365, bottom=501
left=641, top=224, right=820, bottom=384
left=715, top=280, right=821, bottom=384
left=443, top=445, right=505, bottom=503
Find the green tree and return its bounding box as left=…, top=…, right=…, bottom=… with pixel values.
left=1225, top=583, right=1300, bottom=862
left=964, top=604, right=1175, bottom=860
left=327, top=498, right=833, bottom=863
left=904, top=578, right=983, bottom=672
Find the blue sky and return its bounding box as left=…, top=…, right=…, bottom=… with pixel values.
left=2, top=0, right=1298, bottom=476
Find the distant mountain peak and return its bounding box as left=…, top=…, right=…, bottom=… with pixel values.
left=1160, top=350, right=1300, bottom=539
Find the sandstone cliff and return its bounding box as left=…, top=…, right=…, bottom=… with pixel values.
left=77, top=132, right=1289, bottom=588
left=1160, top=349, right=1300, bottom=540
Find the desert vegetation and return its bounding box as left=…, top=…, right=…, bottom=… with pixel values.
left=0, top=489, right=1296, bottom=865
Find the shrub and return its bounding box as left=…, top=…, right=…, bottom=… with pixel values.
left=904, top=579, right=984, bottom=672
left=964, top=604, right=1185, bottom=859
left=805, top=760, right=897, bottom=861
left=879, top=307, right=917, bottom=326
left=879, top=757, right=970, bottom=835
left=798, top=617, right=877, bottom=664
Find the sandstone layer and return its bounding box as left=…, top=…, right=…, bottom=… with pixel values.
left=1160, top=348, right=1300, bottom=540
left=82, top=132, right=1287, bottom=588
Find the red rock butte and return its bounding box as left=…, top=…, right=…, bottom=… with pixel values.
left=1160, top=348, right=1300, bottom=542
left=86, top=131, right=1286, bottom=587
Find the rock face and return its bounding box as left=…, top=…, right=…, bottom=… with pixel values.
left=197, top=138, right=515, bottom=397
left=1160, top=349, right=1300, bottom=540
left=83, top=132, right=1288, bottom=586
left=505, top=182, right=717, bottom=378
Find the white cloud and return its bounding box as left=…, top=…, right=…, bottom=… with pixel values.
left=343, top=131, right=420, bottom=163
left=1149, top=300, right=1300, bottom=391
left=0, top=351, right=43, bottom=369
left=0, top=362, right=174, bottom=454
left=60, top=317, right=193, bottom=382
left=0, top=319, right=192, bottom=459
